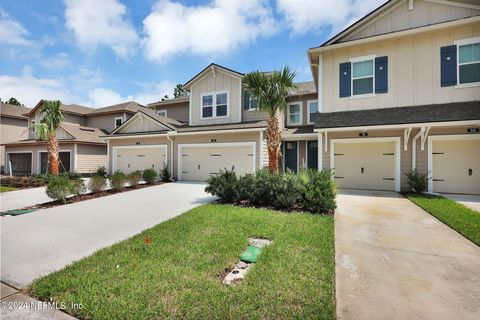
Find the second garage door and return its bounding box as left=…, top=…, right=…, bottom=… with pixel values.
left=179, top=143, right=255, bottom=181
left=114, top=146, right=167, bottom=174
left=333, top=140, right=397, bottom=191
left=431, top=138, right=480, bottom=195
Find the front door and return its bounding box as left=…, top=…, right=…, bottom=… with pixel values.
left=284, top=141, right=298, bottom=172
left=307, top=141, right=318, bottom=169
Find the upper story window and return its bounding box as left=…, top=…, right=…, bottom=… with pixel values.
left=201, top=91, right=228, bottom=119
left=352, top=58, right=374, bottom=95
left=287, top=102, right=302, bottom=126
left=157, top=109, right=167, bottom=117
left=243, top=91, right=258, bottom=111
left=458, top=41, right=480, bottom=85
left=114, top=117, right=123, bottom=128
left=307, top=100, right=318, bottom=124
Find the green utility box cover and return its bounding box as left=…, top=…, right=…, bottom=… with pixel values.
left=1, top=209, right=36, bottom=216
left=240, top=246, right=262, bottom=263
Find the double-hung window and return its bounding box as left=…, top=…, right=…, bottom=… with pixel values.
left=114, top=117, right=123, bottom=128
left=201, top=92, right=228, bottom=119
left=243, top=91, right=258, bottom=110
left=307, top=100, right=318, bottom=124
left=352, top=58, right=374, bottom=95
left=458, top=41, right=480, bottom=85
left=157, top=109, right=167, bottom=117
left=288, top=102, right=302, bottom=125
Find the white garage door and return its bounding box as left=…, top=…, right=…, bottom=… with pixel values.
left=179, top=143, right=255, bottom=181
left=114, top=146, right=167, bottom=174
left=432, top=139, right=480, bottom=195
left=333, top=140, right=397, bottom=191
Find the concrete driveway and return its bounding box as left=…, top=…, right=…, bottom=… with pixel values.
left=335, top=189, right=480, bottom=320
left=1, top=182, right=213, bottom=288
left=443, top=193, right=480, bottom=212
left=0, top=187, right=51, bottom=212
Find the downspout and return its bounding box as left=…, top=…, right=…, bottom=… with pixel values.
left=411, top=127, right=424, bottom=170
left=166, top=131, right=176, bottom=181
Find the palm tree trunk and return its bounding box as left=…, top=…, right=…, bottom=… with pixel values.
left=47, top=133, right=60, bottom=175
left=265, top=115, right=282, bottom=173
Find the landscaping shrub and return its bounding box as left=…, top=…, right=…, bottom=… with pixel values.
left=205, top=168, right=337, bottom=214
left=159, top=163, right=171, bottom=182
left=302, top=170, right=336, bottom=213
left=205, top=167, right=238, bottom=203
left=70, top=179, right=87, bottom=196
left=88, top=175, right=106, bottom=193
left=111, top=171, right=127, bottom=190
left=95, top=166, right=107, bottom=177
left=46, top=175, right=72, bottom=203
left=127, top=171, right=142, bottom=187
left=142, top=168, right=157, bottom=184
left=1, top=176, right=46, bottom=188
left=60, top=171, right=81, bottom=180
left=405, top=169, right=429, bottom=193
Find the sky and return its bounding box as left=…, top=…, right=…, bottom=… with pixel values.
left=0, top=0, right=384, bottom=108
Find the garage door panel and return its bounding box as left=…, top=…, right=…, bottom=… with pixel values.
left=115, top=147, right=166, bottom=174
left=334, top=141, right=396, bottom=191
left=432, top=139, right=480, bottom=195
left=180, top=144, right=254, bottom=181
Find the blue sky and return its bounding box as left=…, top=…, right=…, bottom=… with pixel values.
left=0, top=0, right=382, bottom=108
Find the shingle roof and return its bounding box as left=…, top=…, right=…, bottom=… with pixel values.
left=315, top=101, right=480, bottom=129
left=0, top=103, right=31, bottom=119
left=281, top=126, right=315, bottom=138
left=60, top=123, right=106, bottom=144
left=88, top=101, right=145, bottom=115
left=147, top=96, right=189, bottom=108
left=60, top=104, right=95, bottom=115
left=290, top=81, right=316, bottom=95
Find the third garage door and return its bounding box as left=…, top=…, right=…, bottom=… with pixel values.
left=333, top=140, right=397, bottom=191
left=179, top=144, right=255, bottom=181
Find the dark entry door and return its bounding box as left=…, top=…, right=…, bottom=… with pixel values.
left=307, top=141, right=318, bottom=169
left=284, top=141, right=298, bottom=172
left=9, top=153, right=32, bottom=175
left=40, top=152, right=71, bottom=173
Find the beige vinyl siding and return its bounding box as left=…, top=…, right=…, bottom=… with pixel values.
left=86, top=112, right=129, bottom=133
left=343, top=0, right=480, bottom=42
left=261, top=131, right=268, bottom=169
left=63, top=113, right=86, bottom=126
left=298, top=140, right=307, bottom=170
left=0, top=116, right=28, bottom=171
left=4, top=144, right=74, bottom=174
left=242, top=108, right=269, bottom=122
left=76, top=144, right=108, bottom=174
left=322, top=22, right=480, bottom=113
left=190, top=70, right=242, bottom=125
left=153, top=102, right=189, bottom=123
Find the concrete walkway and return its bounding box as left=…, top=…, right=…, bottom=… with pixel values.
left=1, top=182, right=213, bottom=288
left=0, top=187, right=51, bottom=212
left=443, top=193, right=480, bottom=212
left=335, top=189, right=480, bottom=320
left=1, top=282, right=76, bottom=320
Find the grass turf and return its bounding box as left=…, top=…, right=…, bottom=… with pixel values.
left=0, top=186, right=18, bottom=192
left=29, top=204, right=335, bottom=319
left=406, top=194, right=480, bottom=246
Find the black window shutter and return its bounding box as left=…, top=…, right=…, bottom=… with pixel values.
left=243, top=91, right=250, bottom=110
left=375, top=56, right=388, bottom=93
left=440, top=45, right=457, bottom=87
left=339, top=62, right=351, bottom=97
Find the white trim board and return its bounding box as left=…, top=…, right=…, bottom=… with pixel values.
left=111, top=144, right=168, bottom=173
left=329, top=137, right=401, bottom=192
left=427, top=134, right=480, bottom=193
left=177, top=141, right=256, bottom=180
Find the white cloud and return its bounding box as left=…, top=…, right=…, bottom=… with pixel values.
left=0, top=66, right=77, bottom=107
left=0, top=10, right=32, bottom=45
left=142, top=0, right=277, bottom=63
left=40, top=52, right=70, bottom=69
left=64, top=0, right=139, bottom=58
left=88, top=80, right=175, bottom=107
left=276, top=0, right=382, bottom=36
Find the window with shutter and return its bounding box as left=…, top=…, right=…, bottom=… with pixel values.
left=458, top=41, right=480, bottom=85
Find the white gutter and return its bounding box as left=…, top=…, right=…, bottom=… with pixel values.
left=166, top=131, right=176, bottom=174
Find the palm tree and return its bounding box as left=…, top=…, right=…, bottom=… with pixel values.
left=243, top=66, right=297, bottom=173
left=33, top=100, right=64, bottom=175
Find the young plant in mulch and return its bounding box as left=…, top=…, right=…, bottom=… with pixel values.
left=127, top=171, right=142, bottom=187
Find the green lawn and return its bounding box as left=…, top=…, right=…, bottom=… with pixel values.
left=406, top=194, right=480, bottom=246
left=0, top=186, right=18, bottom=192
left=29, top=204, right=335, bottom=319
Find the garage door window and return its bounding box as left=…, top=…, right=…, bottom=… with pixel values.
left=201, top=91, right=229, bottom=119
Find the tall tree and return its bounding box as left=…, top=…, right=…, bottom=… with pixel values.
left=32, top=100, right=64, bottom=174
left=6, top=97, right=24, bottom=107
left=243, top=66, right=297, bottom=173
left=173, top=84, right=188, bottom=98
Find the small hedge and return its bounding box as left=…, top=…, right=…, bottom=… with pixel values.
left=142, top=168, right=157, bottom=184
left=205, top=168, right=336, bottom=214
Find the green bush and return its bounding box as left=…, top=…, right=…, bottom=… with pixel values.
left=60, top=171, right=81, bottom=180
left=159, top=163, right=171, bottom=182
left=142, top=168, right=157, bottom=184
left=95, top=166, right=107, bottom=177
left=46, top=175, right=72, bottom=203
left=88, top=175, right=106, bottom=193
left=205, top=167, right=238, bottom=203
left=70, top=179, right=87, bottom=196
left=205, top=169, right=336, bottom=214
left=111, top=171, right=127, bottom=190
left=127, top=171, right=142, bottom=187
left=405, top=169, right=429, bottom=193
left=302, top=170, right=336, bottom=213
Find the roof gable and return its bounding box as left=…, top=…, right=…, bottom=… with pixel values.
left=183, top=63, right=244, bottom=90
left=111, top=111, right=175, bottom=135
